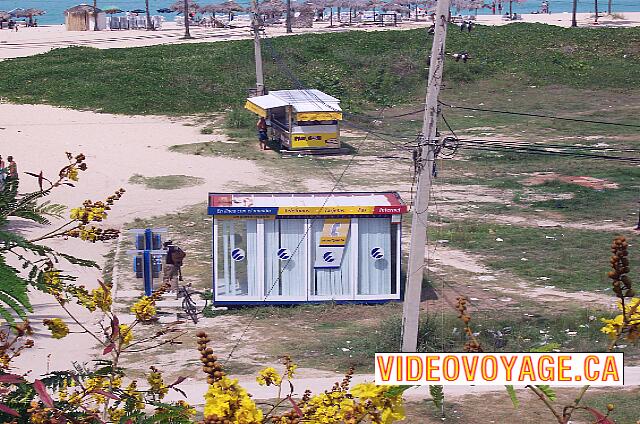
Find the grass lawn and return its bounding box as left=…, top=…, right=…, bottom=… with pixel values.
left=218, top=303, right=639, bottom=373
left=429, top=221, right=639, bottom=292
left=405, top=387, right=640, bottom=424
left=128, top=174, right=205, bottom=190
left=0, top=25, right=639, bottom=115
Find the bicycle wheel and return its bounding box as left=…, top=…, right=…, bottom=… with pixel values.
left=182, top=296, right=199, bottom=324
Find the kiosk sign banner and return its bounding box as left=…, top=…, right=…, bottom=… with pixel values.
left=315, top=219, right=350, bottom=269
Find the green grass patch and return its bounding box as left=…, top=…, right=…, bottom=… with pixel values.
left=276, top=308, right=638, bottom=373
left=128, top=174, right=205, bottom=190
left=125, top=204, right=212, bottom=291
left=430, top=221, right=638, bottom=291
left=0, top=25, right=639, bottom=115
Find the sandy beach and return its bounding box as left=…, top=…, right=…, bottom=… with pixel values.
left=1, top=12, right=639, bottom=60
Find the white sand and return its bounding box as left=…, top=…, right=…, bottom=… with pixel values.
left=2, top=12, right=639, bottom=60
left=2, top=103, right=269, bottom=376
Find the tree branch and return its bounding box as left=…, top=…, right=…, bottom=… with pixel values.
left=526, top=385, right=563, bottom=423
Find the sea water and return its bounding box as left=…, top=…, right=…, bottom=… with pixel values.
left=0, top=0, right=638, bottom=25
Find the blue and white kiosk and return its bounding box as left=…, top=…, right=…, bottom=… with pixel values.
left=208, top=192, right=408, bottom=306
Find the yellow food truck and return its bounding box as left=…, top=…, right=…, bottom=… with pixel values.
left=244, top=89, right=347, bottom=153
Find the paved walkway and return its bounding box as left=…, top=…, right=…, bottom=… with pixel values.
left=164, top=367, right=640, bottom=403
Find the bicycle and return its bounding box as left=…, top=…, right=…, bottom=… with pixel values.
left=176, top=284, right=210, bottom=324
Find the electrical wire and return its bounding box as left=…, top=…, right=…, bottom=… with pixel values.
left=439, top=100, right=640, bottom=129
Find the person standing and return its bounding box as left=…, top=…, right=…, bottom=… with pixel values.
left=6, top=156, right=17, bottom=182
left=163, top=240, right=186, bottom=291
left=257, top=116, right=268, bottom=150
left=0, top=155, right=5, bottom=190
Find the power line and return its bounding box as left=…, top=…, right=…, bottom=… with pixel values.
left=439, top=101, right=640, bottom=129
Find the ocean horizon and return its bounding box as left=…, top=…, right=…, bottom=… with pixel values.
left=0, top=0, right=638, bottom=25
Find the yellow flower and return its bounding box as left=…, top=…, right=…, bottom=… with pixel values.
left=124, top=381, right=145, bottom=410
left=350, top=383, right=405, bottom=424
left=108, top=407, right=125, bottom=422
left=68, top=167, right=79, bottom=182
left=119, top=324, right=133, bottom=346
left=147, top=367, right=168, bottom=399
left=43, top=318, right=69, bottom=339
left=256, top=367, right=282, bottom=386
left=176, top=400, right=197, bottom=416
left=601, top=298, right=640, bottom=341
left=131, top=296, right=157, bottom=321
left=85, top=376, right=107, bottom=405
left=91, top=284, right=112, bottom=312
left=204, top=376, right=263, bottom=423
left=70, top=207, right=83, bottom=220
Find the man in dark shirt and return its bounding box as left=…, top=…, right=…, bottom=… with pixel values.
left=163, top=241, right=179, bottom=291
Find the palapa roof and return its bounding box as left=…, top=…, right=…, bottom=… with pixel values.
left=65, top=4, right=103, bottom=14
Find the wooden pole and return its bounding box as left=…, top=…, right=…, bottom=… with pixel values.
left=252, top=0, right=265, bottom=95
left=286, top=0, right=292, bottom=32
left=400, top=0, right=451, bottom=353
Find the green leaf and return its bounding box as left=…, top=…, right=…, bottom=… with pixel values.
left=385, top=385, right=415, bottom=397
left=429, top=385, right=444, bottom=409
left=530, top=343, right=561, bottom=353
left=0, top=258, right=32, bottom=325
left=536, top=385, right=556, bottom=401
left=505, top=385, right=519, bottom=408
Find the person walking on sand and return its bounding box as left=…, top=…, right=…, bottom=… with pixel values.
left=257, top=116, right=268, bottom=150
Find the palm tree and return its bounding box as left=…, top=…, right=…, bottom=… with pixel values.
left=170, top=0, right=199, bottom=38
left=93, top=0, right=99, bottom=30
left=145, top=0, right=153, bottom=29
left=571, top=0, right=577, bottom=26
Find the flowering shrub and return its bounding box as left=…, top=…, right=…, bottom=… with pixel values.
left=196, top=331, right=406, bottom=424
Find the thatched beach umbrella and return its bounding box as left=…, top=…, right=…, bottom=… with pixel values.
left=219, top=0, right=246, bottom=20
left=200, top=3, right=226, bottom=18
left=381, top=3, right=410, bottom=14
left=0, top=10, right=10, bottom=21
left=170, top=0, right=200, bottom=37
left=103, top=6, right=124, bottom=14
left=344, top=0, right=367, bottom=23
left=257, top=0, right=286, bottom=16
left=170, top=0, right=201, bottom=15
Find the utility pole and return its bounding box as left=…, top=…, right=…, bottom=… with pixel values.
left=286, top=0, right=292, bottom=33
left=571, top=0, right=578, bottom=27
left=252, top=0, right=265, bottom=95
left=401, top=0, right=451, bottom=353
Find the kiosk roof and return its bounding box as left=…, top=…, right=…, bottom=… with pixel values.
left=247, top=89, right=342, bottom=113
left=208, top=192, right=407, bottom=216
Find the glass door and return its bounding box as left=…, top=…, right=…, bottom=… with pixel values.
left=214, top=219, right=261, bottom=301
left=263, top=219, right=308, bottom=301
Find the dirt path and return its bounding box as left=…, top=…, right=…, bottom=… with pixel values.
left=3, top=103, right=272, bottom=376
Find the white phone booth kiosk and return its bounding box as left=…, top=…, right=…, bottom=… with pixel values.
left=208, top=192, right=408, bottom=306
